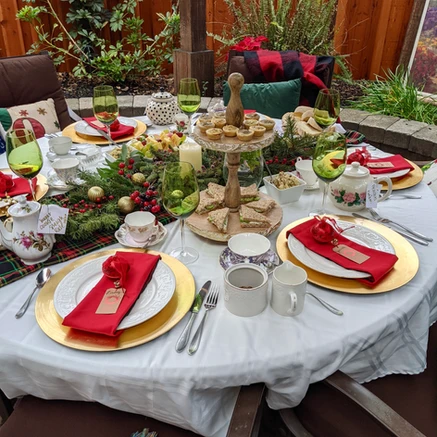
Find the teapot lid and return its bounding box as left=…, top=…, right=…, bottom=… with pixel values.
left=8, top=195, right=39, bottom=217
left=344, top=161, right=369, bottom=178
left=151, top=87, right=174, bottom=102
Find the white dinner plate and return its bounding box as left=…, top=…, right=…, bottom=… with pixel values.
left=53, top=256, right=175, bottom=329
left=287, top=220, right=395, bottom=279
left=74, top=117, right=138, bottom=137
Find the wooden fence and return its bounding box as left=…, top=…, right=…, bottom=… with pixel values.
left=0, top=0, right=415, bottom=80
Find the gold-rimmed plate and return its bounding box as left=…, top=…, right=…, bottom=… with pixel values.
left=35, top=249, right=195, bottom=351
left=62, top=119, right=147, bottom=145
left=381, top=160, right=423, bottom=191
left=276, top=216, right=419, bottom=294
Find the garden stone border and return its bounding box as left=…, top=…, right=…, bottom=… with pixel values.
left=67, top=97, right=436, bottom=161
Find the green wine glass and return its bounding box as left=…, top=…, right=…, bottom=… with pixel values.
left=177, top=78, right=201, bottom=135
left=6, top=129, right=43, bottom=201
left=314, top=89, right=340, bottom=131
left=312, top=132, right=347, bottom=216
left=93, top=85, right=119, bottom=142
left=162, top=161, right=200, bottom=265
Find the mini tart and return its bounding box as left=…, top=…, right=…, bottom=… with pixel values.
left=258, top=119, right=275, bottom=130
left=243, top=119, right=259, bottom=129
left=249, top=125, right=266, bottom=137
left=212, top=118, right=226, bottom=128
left=222, top=125, right=238, bottom=137
left=198, top=113, right=213, bottom=123
left=198, top=121, right=215, bottom=133
left=237, top=129, right=254, bottom=141
left=244, top=112, right=260, bottom=120
left=206, top=128, right=223, bottom=140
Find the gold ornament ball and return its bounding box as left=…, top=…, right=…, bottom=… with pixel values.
left=88, top=186, right=105, bottom=202
left=132, top=173, right=146, bottom=185
left=118, top=196, right=135, bottom=214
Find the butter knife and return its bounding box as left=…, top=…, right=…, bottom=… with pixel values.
left=82, top=118, right=118, bottom=145
left=175, top=280, right=211, bottom=352
left=352, top=213, right=429, bottom=246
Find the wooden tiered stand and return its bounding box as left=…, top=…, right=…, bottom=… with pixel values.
left=186, top=73, right=283, bottom=242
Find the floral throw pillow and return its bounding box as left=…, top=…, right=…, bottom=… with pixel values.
left=0, top=98, right=60, bottom=139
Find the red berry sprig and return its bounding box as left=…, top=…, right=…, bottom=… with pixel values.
left=128, top=183, right=161, bottom=214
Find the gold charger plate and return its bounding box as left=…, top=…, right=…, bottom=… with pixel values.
left=276, top=216, right=419, bottom=294
left=35, top=249, right=195, bottom=351
left=62, top=120, right=147, bottom=145
left=381, top=160, right=423, bottom=191
left=0, top=169, right=48, bottom=216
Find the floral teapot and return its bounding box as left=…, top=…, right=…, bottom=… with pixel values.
left=145, top=88, right=179, bottom=125
left=0, top=196, right=55, bottom=265
left=328, top=162, right=393, bottom=211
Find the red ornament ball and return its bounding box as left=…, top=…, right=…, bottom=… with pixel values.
left=310, top=218, right=336, bottom=243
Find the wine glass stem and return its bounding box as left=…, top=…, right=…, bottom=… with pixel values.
left=321, top=182, right=328, bottom=214
left=187, top=115, right=192, bottom=136
left=28, top=178, right=36, bottom=201
left=180, top=218, right=186, bottom=256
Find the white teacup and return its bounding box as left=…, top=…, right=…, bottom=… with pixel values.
left=124, top=211, right=158, bottom=243
left=295, top=157, right=318, bottom=186
left=49, top=136, right=72, bottom=155
left=228, top=233, right=270, bottom=263
left=272, top=261, right=307, bottom=317
left=224, top=264, right=268, bottom=317
left=51, top=158, right=80, bottom=182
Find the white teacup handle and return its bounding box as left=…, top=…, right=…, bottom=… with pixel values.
left=374, top=176, right=392, bottom=202
left=286, top=292, right=298, bottom=316
left=296, top=157, right=303, bottom=162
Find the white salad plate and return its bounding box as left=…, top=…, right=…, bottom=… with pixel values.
left=74, top=116, right=137, bottom=137
left=53, top=256, right=175, bottom=329
left=287, top=220, right=395, bottom=279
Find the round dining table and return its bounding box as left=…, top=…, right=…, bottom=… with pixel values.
left=0, top=118, right=436, bottom=437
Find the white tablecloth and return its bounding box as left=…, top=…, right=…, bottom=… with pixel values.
left=0, top=122, right=436, bottom=437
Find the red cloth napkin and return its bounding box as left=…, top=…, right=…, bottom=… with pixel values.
left=366, top=154, right=414, bottom=175
left=286, top=219, right=398, bottom=287
left=83, top=117, right=135, bottom=140
left=62, top=252, right=161, bottom=336
left=244, top=109, right=257, bottom=114
left=0, top=173, right=37, bottom=198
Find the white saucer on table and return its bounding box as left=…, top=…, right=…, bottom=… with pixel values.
left=115, top=222, right=167, bottom=248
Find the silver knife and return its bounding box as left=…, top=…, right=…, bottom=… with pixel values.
left=352, top=213, right=429, bottom=246
left=175, top=281, right=211, bottom=352
left=82, top=118, right=118, bottom=145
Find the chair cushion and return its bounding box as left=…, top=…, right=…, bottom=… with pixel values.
left=223, top=79, right=301, bottom=119
left=0, top=54, right=70, bottom=130
left=0, top=396, right=202, bottom=437
left=0, top=98, right=61, bottom=139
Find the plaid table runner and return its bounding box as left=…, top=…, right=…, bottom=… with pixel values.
left=0, top=212, right=175, bottom=287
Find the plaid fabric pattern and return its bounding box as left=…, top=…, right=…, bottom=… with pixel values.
left=345, top=130, right=366, bottom=145
left=243, top=50, right=333, bottom=106
left=0, top=211, right=175, bottom=287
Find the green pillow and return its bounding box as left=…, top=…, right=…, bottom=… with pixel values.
left=223, top=79, right=301, bottom=119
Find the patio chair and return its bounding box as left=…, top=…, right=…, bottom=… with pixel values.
left=276, top=321, right=437, bottom=437
left=0, top=383, right=265, bottom=437
left=0, top=52, right=79, bottom=133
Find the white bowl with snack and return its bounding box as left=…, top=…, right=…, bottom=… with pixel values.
left=263, top=172, right=306, bottom=204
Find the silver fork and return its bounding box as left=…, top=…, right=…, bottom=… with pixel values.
left=369, top=209, right=433, bottom=242
left=188, top=285, right=219, bottom=355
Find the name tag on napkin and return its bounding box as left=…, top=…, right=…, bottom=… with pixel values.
left=95, top=287, right=126, bottom=314
left=37, top=205, right=69, bottom=234
left=367, top=162, right=394, bottom=168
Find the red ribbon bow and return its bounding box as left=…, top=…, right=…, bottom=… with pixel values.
left=0, top=173, right=14, bottom=194
left=347, top=147, right=371, bottom=166
left=102, top=254, right=130, bottom=288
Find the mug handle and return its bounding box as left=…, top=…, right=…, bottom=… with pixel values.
left=375, top=176, right=393, bottom=202
left=287, top=292, right=298, bottom=316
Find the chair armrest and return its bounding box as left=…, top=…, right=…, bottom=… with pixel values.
left=68, top=106, right=82, bottom=123
left=323, top=372, right=425, bottom=437
left=226, top=384, right=266, bottom=437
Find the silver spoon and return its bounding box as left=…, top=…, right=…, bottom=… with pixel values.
left=387, top=194, right=422, bottom=200
left=306, top=292, right=344, bottom=316
left=15, top=268, right=52, bottom=319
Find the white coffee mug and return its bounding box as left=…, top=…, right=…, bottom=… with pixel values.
left=295, top=157, right=318, bottom=186
left=51, top=158, right=80, bottom=182
left=124, top=211, right=158, bottom=243
left=224, top=264, right=268, bottom=317
left=272, top=261, right=307, bottom=317
left=49, top=136, right=72, bottom=155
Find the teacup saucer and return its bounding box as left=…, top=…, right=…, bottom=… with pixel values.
left=291, top=171, right=319, bottom=191
left=219, top=247, right=280, bottom=275
left=115, top=222, right=167, bottom=248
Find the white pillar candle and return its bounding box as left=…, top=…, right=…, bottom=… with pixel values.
left=179, top=139, right=202, bottom=172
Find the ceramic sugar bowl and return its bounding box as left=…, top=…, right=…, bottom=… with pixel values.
left=145, top=88, right=179, bottom=125
left=328, top=161, right=393, bottom=211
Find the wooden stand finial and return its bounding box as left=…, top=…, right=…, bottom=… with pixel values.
left=226, top=73, right=245, bottom=128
